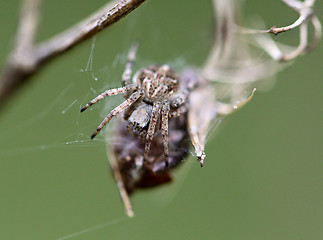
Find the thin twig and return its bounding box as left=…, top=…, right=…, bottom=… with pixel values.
left=238, top=0, right=314, bottom=35
left=0, top=0, right=146, bottom=111
left=14, top=0, right=41, bottom=68
left=238, top=0, right=321, bottom=62
left=106, top=145, right=134, bottom=217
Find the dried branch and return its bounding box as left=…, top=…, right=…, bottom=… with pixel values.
left=190, top=0, right=320, bottom=165
left=238, top=0, right=321, bottom=61
left=239, top=0, right=313, bottom=35
left=0, top=0, right=146, bottom=111
left=107, top=145, right=134, bottom=217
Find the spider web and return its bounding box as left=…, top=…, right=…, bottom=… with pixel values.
left=0, top=24, right=271, bottom=240
left=56, top=217, right=126, bottom=240
left=1, top=0, right=313, bottom=239
left=0, top=21, right=199, bottom=239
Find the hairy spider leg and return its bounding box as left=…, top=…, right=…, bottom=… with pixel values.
left=123, top=93, right=144, bottom=120
left=91, top=90, right=144, bottom=139
left=144, top=101, right=161, bottom=160
left=80, top=84, right=137, bottom=112
left=122, top=42, right=139, bottom=86
left=161, top=101, right=170, bottom=167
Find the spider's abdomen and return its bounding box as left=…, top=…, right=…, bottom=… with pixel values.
left=136, top=65, right=180, bottom=102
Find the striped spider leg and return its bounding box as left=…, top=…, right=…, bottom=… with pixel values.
left=80, top=43, right=143, bottom=138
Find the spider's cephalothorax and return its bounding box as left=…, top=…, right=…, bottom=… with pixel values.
left=136, top=65, right=180, bottom=102
left=81, top=43, right=190, bottom=167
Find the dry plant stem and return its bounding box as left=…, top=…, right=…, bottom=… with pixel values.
left=238, top=0, right=321, bottom=62
left=0, top=0, right=146, bottom=110
left=0, top=0, right=41, bottom=109
left=107, top=145, right=134, bottom=217
left=239, top=0, right=315, bottom=35
left=15, top=0, right=40, bottom=64
left=307, top=15, right=322, bottom=51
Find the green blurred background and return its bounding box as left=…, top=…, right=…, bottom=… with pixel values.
left=1, top=0, right=322, bottom=239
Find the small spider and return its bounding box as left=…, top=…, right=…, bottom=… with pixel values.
left=80, top=44, right=256, bottom=217
left=81, top=43, right=191, bottom=167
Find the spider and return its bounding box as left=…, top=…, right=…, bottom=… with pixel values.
left=81, top=43, right=191, bottom=167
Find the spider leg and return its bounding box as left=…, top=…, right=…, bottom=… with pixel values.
left=161, top=101, right=170, bottom=167
left=91, top=90, right=144, bottom=139
left=122, top=42, right=139, bottom=86
left=80, top=84, right=137, bottom=112
left=144, top=101, right=161, bottom=160
left=123, top=93, right=144, bottom=120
